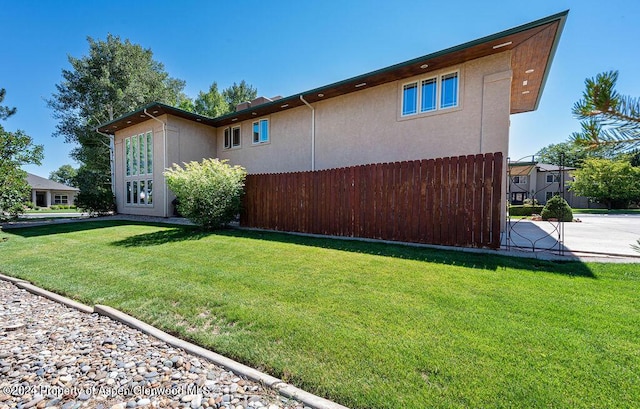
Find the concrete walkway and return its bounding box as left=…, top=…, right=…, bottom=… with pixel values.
left=504, top=214, right=640, bottom=260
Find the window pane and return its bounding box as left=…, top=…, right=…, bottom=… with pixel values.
left=126, top=182, right=131, bottom=204
left=147, top=132, right=153, bottom=174
left=147, top=179, right=153, bottom=205
left=441, top=72, right=458, bottom=108
left=224, top=128, right=231, bottom=149
left=232, top=127, right=241, bottom=147
left=253, top=122, right=259, bottom=143
left=421, top=78, right=437, bottom=112
left=125, top=138, right=131, bottom=176
left=132, top=136, right=138, bottom=175
left=402, top=82, right=418, bottom=115
left=133, top=181, right=138, bottom=204
left=139, top=134, right=146, bottom=175
left=260, top=119, right=269, bottom=142
left=139, top=180, right=146, bottom=205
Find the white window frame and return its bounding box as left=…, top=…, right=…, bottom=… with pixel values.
left=124, top=131, right=154, bottom=207
left=546, top=173, right=560, bottom=183
left=252, top=118, right=270, bottom=145
left=224, top=126, right=242, bottom=150
left=54, top=194, right=69, bottom=205
left=512, top=176, right=527, bottom=184
left=400, top=70, right=460, bottom=118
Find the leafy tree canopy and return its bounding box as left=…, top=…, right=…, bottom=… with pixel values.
left=569, top=158, right=640, bottom=209
left=49, top=164, right=78, bottom=187
left=191, top=80, right=258, bottom=117
left=535, top=141, right=621, bottom=168
left=571, top=71, right=640, bottom=151
left=47, top=34, right=186, bottom=193
left=223, top=80, right=258, bottom=113
left=0, top=88, right=44, bottom=218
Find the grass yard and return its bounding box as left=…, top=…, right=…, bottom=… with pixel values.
left=0, top=221, right=638, bottom=409
left=573, top=208, right=640, bottom=215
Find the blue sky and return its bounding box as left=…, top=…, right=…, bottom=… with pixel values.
left=2, top=0, right=639, bottom=177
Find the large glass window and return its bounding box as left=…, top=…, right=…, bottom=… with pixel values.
left=401, top=70, right=459, bottom=116
left=124, top=131, right=153, bottom=206
left=253, top=119, right=269, bottom=144
left=146, top=132, right=153, bottom=173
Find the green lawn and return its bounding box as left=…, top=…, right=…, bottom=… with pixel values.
left=0, top=221, right=638, bottom=409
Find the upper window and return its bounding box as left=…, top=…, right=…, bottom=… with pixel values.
left=252, top=119, right=269, bottom=144
left=125, top=132, right=153, bottom=177
left=401, top=71, right=459, bottom=117
left=124, top=131, right=153, bottom=207
left=546, top=173, right=559, bottom=183
left=512, top=176, right=527, bottom=184
left=224, top=126, right=241, bottom=149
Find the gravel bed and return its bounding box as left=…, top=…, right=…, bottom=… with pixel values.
left=0, top=281, right=307, bottom=409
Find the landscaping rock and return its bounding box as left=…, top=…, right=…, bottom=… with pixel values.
left=0, top=281, right=304, bottom=409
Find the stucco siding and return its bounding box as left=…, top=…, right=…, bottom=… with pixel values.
left=218, top=52, right=511, bottom=174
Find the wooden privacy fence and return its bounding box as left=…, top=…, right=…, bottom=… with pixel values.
left=240, top=152, right=504, bottom=249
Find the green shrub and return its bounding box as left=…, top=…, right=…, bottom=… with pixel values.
left=75, top=190, right=115, bottom=215
left=541, top=195, right=573, bottom=222
left=24, top=201, right=35, bottom=209
left=164, top=158, right=246, bottom=229
left=509, top=205, right=544, bottom=217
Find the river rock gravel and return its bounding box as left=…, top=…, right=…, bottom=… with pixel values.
left=0, top=280, right=308, bottom=409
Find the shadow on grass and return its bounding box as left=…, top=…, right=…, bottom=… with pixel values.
left=2, top=218, right=596, bottom=278
left=109, top=223, right=596, bottom=278
left=111, top=227, right=212, bottom=247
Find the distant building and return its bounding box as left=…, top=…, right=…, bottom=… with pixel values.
left=508, top=162, right=600, bottom=208
left=26, top=173, right=79, bottom=207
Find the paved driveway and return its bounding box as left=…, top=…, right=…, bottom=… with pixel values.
left=505, top=214, right=640, bottom=258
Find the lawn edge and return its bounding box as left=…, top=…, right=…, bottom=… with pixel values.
left=0, top=274, right=350, bottom=409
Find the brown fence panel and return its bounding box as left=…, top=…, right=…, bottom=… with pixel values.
left=240, top=152, right=504, bottom=249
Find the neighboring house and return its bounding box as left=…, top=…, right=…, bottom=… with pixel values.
left=97, top=11, right=568, bottom=220
left=26, top=173, right=79, bottom=208
left=508, top=162, right=595, bottom=208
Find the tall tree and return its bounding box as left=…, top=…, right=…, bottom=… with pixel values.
left=535, top=141, right=620, bottom=168
left=49, top=164, right=78, bottom=187
left=569, top=158, right=640, bottom=209
left=193, top=83, right=227, bottom=118
left=0, top=88, right=44, bottom=218
left=47, top=34, right=186, bottom=205
left=571, top=71, right=640, bottom=151
left=223, top=80, right=258, bottom=113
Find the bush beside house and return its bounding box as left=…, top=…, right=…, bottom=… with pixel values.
left=164, top=159, right=246, bottom=229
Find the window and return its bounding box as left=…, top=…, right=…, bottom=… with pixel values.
left=546, top=173, right=559, bottom=183
left=224, top=126, right=241, bottom=149
left=421, top=78, right=437, bottom=112
left=401, top=71, right=459, bottom=117
left=546, top=191, right=559, bottom=200
left=440, top=72, right=459, bottom=108
left=124, top=131, right=153, bottom=206
left=253, top=119, right=269, bottom=144
left=402, top=83, right=418, bottom=115
left=54, top=195, right=68, bottom=205
left=512, top=176, right=527, bottom=184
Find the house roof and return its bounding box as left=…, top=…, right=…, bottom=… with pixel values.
left=26, top=173, right=79, bottom=191
left=508, top=162, right=576, bottom=174
left=98, top=10, right=568, bottom=134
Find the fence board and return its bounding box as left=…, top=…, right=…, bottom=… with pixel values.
left=241, top=152, right=503, bottom=249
